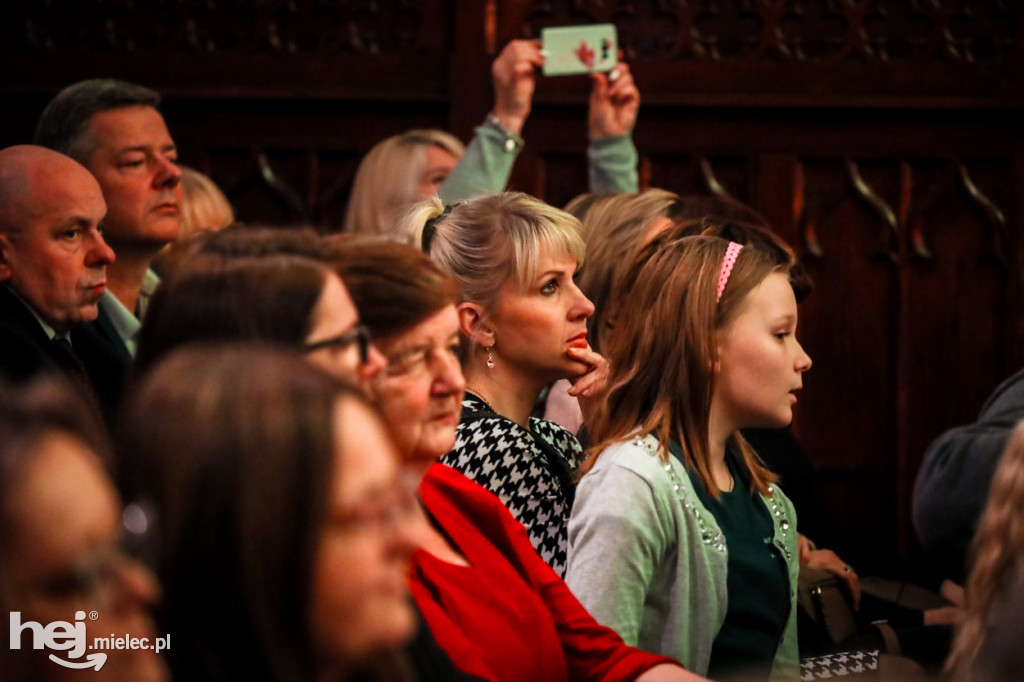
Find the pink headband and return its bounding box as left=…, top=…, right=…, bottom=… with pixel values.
left=716, top=242, right=744, bottom=303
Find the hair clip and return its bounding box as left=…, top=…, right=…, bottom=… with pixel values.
left=421, top=203, right=457, bottom=253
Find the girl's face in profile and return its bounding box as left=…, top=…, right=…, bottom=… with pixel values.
left=714, top=271, right=812, bottom=430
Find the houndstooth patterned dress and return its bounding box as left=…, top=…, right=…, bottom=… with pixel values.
left=440, top=392, right=585, bottom=577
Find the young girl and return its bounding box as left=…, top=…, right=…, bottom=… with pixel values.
left=566, top=235, right=811, bottom=681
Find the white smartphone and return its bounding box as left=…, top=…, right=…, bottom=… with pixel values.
left=541, top=24, right=618, bottom=77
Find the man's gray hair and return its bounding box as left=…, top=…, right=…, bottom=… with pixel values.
left=33, top=79, right=161, bottom=164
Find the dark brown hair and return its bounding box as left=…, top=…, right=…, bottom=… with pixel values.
left=135, top=252, right=331, bottom=375
left=118, top=344, right=366, bottom=682
left=333, top=237, right=459, bottom=341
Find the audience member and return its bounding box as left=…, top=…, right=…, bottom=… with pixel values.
left=0, top=377, right=167, bottom=682
left=404, top=192, right=606, bottom=576
left=559, top=191, right=861, bottom=589
left=945, top=420, right=1024, bottom=681
left=130, top=225, right=382, bottom=387
left=133, top=229, right=477, bottom=680
left=344, top=40, right=640, bottom=240
left=336, top=239, right=704, bottom=682
left=35, top=78, right=182, bottom=358
left=567, top=235, right=810, bottom=680
left=118, top=345, right=417, bottom=681
left=178, top=165, right=233, bottom=237
left=913, top=366, right=1024, bottom=583
left=568, top=188, right=686, bottom=353
left=0, top=145, right=126, bottom=423
left=544, top=188, right=687, bottom=432
left=343, top=129, right=466, bottom=238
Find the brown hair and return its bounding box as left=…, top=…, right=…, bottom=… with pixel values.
left=332, top=237, right=459, bottom=341
left=572, top=189, right=685, bottom=352
left=946, top=421, right=1024, bottom=679
left=118, top=344, right=368, bottom=681
left=135, top=252, right=331, bottom=375
left=666, top=213, right=814, bottom=304
left=584, top=235, right=785, bottom=498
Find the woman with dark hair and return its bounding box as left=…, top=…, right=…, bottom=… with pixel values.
left=135, top=241, right=384, bottom=385
left=336, top=239, right=705, bottom=682
left=566, top=235, right=811, bottom=680
left=119, top=345, right=417, bottom=681
left=0, top=377, right=167, bottom=682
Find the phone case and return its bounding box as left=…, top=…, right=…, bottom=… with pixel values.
left=541, top=24, right=618, bottom=76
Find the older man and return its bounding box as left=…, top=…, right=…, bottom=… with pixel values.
left=0, top=145, right=126, bottom=421
left=35, top=79, right=182, bottom=358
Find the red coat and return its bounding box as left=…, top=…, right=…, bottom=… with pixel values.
left=410, top=463, right=676, bottom=682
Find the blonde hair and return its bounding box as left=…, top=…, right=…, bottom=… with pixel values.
left=946, top=420, right=1024, bottom=679
left=405, top=192, right=585, bottom=314
left=584, top=234, right=784, bottom=498
left=179, top=166, right=234, bottom=240
left=343, top=129, right=465, bottom=239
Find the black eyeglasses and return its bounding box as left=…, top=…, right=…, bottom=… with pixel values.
left=302, top=324, right=371, bottom=364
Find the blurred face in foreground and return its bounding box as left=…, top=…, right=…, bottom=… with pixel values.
left=311, top=397, right=418, bottom=672
left=3, top=430, right=167, bottom=682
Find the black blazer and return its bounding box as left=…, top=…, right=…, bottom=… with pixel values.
left=0, top=285, right=128, bottom=427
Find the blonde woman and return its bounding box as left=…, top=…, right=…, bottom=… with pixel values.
left=179, top=166, right=234, bottom=237
left=403, top=192, right=607, bottom=577
left=945, top=420, right=1024, bottom=681
left=344, top=39, right=641, bottom=239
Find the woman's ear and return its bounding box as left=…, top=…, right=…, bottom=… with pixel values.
left=457, top=302, right=495, bottom=348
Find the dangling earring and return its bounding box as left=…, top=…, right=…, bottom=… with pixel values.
left=486, top=345, right=495, bottom=369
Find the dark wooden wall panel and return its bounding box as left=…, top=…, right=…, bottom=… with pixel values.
left=2, top=0, right=1023, bottom=567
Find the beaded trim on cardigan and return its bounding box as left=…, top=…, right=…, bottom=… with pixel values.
left=634, top=437, right=727, bottom=552
left=633, top=435, right=794, bottom=562
left=764, top=484, right=793, bottom=563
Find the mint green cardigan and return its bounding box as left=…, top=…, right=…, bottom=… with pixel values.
left=439, top=118, right=639, bottom=203
left=566, top=433, right=801, bottom=680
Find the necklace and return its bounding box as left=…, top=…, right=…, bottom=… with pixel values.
left=464, top=386, right=497, bottom=413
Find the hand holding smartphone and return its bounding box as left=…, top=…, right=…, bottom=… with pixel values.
left=541, top=24, right=618, bottom=77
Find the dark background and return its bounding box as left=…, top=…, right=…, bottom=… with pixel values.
left=2, top=0, right=1022, bottom=572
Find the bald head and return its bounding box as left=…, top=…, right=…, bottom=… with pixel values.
left=0, top=146, right=101, bottom=228
left=0, top=145, right=112, bottom=333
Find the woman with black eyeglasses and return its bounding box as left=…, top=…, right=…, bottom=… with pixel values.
left=133, top=227, right=385, bottom=386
